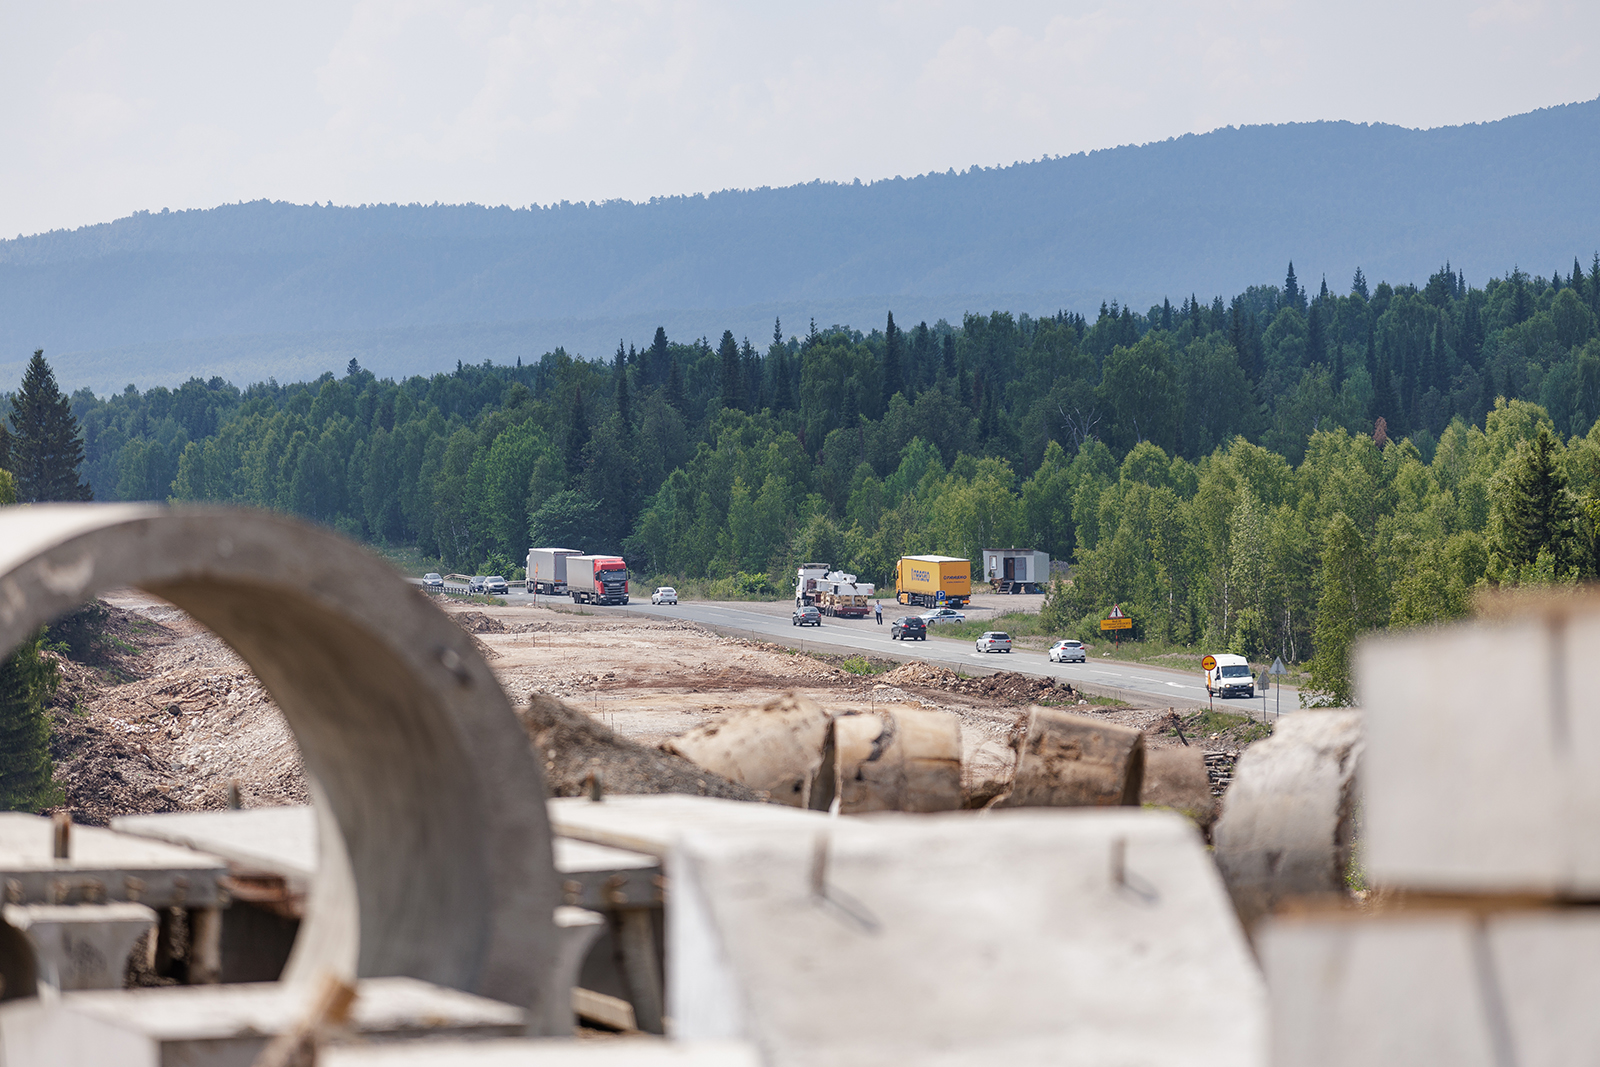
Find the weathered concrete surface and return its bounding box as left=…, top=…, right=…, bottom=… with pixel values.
left=0, top=811, right=227, bottom=907
left=662, top=693, right=832, bottom=807
left=3, top=903, right=156, bottom=991
left=832, top=708, right=962, bottom=814
left=0, top=976, right=525, bottom=1067
left=548, top=795, right=828, bottom=860
left=668, top=809, right=1265, bottom=1067
left=1357, top=602, right=1600, bottom=894
left=0, top=505, right=559, bottom=1025
left=991, top=707, right=1144, bottom=809
left=322, top=1037, right=761, bottom=1065
left=1140, top=747, right=1217, bottom=831
left=1212, top=711, right=1362, bottom=926
left=1260, top=907, right=1600, bottom=1067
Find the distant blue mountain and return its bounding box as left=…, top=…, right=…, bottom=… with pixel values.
left=4, top=96, right=1598, bottom=392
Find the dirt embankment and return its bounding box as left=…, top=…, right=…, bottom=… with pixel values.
left=41, top=594, right=1257, bottom=826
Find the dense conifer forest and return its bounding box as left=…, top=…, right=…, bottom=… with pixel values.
left=29, top=256, right=1600, bottom=694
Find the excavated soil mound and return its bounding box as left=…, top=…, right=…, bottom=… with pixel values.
left=519, top=692, right=763, bottom=801
left=879, top=661, right=1075, bottom=705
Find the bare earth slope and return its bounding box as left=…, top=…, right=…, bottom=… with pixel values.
left=45, top=593, right=1244, bottom=824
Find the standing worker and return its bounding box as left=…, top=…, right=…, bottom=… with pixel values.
left=875, top=600, right=883, bottom=625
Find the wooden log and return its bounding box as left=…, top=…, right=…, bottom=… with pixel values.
left=662, top=693, right=831, bottom=807
left=832, top=708, right=962, bottom=814
left=991, top=707, right=1144, bottom=808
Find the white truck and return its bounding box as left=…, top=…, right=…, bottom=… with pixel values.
left=794, top=563, right=831, bottom=608
left=526, top=547, right=582, bottom=596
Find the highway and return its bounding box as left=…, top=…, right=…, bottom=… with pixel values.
left=433, top=579, right=1299, bottom=716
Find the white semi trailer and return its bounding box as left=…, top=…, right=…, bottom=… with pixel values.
left=526, top=547, right=582, bottom=595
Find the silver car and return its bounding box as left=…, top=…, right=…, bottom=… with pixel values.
left=1048, top=639, right=1086, bottom=663
left=483, top=575, right=509, bottom=596
left=921, top=608, right=967, bottom=626
left=421, top=572, right=444, bottom=590
left=976, top=631, right=1013, bottom=653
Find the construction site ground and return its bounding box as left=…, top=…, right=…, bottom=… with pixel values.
left=45, top=591, right=1266, bottom=825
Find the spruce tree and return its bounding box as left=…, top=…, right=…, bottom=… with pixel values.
left=666, top=358, right=685, bottom=413
left=882, top=311, right=903, bottom=406
left=0, top=632, right=62, bottom=811
left=1283, top=262, right=1305, bottom=313
left=614, top=346, right=632, bottom=432
left=718, top=331, right=742, bottom=411
left=566, top=386, right=590, bottom=479
left=1351, top=267, right=1369, bottom=300
left=8, top=350, right=92, bottom=503
left=1492, top=428, right=1579, bottom=575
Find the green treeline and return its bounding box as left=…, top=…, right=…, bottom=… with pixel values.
left=36, top=258, right=1600, bottom=669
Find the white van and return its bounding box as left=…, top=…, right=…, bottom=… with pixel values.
left=1205, top=653, right=1255, bottom=698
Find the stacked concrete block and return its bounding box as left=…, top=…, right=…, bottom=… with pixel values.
left=1261, top=599, right=1600, bottom=1064
left=0, top=977, right=525, bottom=1067
left=668, top=809, right=1265, bottom=1067
left=323, top=1037, right=761, bottom=1065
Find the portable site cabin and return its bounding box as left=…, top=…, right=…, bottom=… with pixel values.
left=983, top=549, right=1050, bottom=593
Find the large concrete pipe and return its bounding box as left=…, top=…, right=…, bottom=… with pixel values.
left=0, top=505, right=560, bottom=1028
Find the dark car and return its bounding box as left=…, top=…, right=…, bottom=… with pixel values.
left=421, top=572, right=444, bottom=590
left=467, top=576, right=487, bottom=593
left=891, top=616, right=927, bottom=641
left=792, top=605, right=822, bottom=627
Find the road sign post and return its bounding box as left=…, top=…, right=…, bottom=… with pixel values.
left=1201, top=654, right=1216, bottom=712
left=1269, top=656, right=1288, bottom=720
left=1099, top=606, right=1132, bottom=648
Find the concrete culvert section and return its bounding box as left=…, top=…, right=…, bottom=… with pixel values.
left=0, top=504, right=560, bottom=1026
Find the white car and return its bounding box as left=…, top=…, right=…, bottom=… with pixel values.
left=1048, top=639, right=1086, bottom=663
left=920, top=608, right=967, bottom=626
left=976, top=631, right=1013, bottom=653
left=651, top=586, right=678, bottom=605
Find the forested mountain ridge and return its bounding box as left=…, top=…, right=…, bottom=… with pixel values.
left=5, top=97, right=1599, bottom=390
left=46, top=250, right=1600, bottom=701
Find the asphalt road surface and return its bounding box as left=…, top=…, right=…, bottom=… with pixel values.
left=423, top=579, right=1300, bottom=716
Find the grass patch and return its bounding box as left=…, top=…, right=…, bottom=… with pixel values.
left=1166, top=709, right=1272, bottom=747
left=839, top=655, right=887, bottom=676
left=941, top=611, right=1055, bottom=641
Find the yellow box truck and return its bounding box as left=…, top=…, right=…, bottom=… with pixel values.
left=896, top=555, right=972, bottom=608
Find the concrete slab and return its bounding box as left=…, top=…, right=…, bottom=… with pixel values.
left=1357, top=605, right=1600, bottom=893
left=668, top=809, right=1265, bottom=1067
left=112, top=806, right=662, bottom=913
left=1211, top=711, right=1361, bottom=925
left=3, top=902, right=156, bottom=991
left=321, top=1037, right=760, bottom=1066
left=1260, top=907, right=1600, bottom=1067
left=112, top=806, right=318, bottom=896
left=0, top=812, right=227, bottom=908
left=0, top=976, right=524, bottom=1067
left=547, top=796, right=827, bottom=860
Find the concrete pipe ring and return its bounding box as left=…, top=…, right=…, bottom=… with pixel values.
left=0, top=504, right=559, bottom=1026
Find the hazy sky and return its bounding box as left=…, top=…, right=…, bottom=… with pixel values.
left=3, top=0, right=1596, bottom=239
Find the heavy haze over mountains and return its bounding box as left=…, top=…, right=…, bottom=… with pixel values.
left=4, top=96, right=1598, bottom=393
